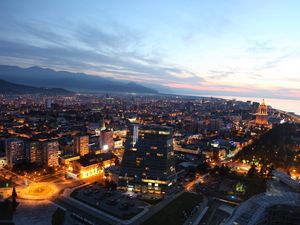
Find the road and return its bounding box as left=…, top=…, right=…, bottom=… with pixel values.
left=0, top=167, right=33, bottom=186
left=185, top=173, right=208, bottom=191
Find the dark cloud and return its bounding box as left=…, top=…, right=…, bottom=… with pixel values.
left=1, top=19, right=69, bottom=48
left=0, top=18, right=203, bottom=86
left=75, top=23, right=141, bottom=53
left=0, top=38, right=202, bottom=84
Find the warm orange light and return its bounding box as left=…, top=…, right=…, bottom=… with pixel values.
left=80, top=167, right=102, bottom=178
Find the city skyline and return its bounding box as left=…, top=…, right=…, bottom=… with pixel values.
left=1, top=1, right=300, bottom=100
left=1, top=93, right=299, bottom=225
left=1, top=2, right=300, bottom=225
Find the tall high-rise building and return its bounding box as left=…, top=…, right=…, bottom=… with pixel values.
left=256, top=99, right=268, bottom=125
left=74, top=135, right=89, bottom=156
left=25, top=141, right=42, bottom=165
left=5, top=138, right=25, bottom=167
left=42, top=141, right=59, bottom=167
left=119, top=125, right=177, bottom=195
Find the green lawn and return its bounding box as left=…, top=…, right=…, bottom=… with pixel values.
left=225, top=173, right=266, bottom=199
left=142, top=192, right=203, bottom=225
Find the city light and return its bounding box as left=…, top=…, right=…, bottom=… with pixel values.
left=18, top=182, right=59, bottom=200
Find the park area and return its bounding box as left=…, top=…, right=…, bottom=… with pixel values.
left=142, top=192, right=203, bottom=225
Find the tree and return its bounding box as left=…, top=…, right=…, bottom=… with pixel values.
left=11, top=186, right=18, bottom=212
left=197, top=162, right=209, bottom=174
left=259, top=164, right=266, bottom=176
left=247, top=164, right=257, bottom=177
left=219, top=165, right=230, bottom=176
left=266, top=164, right=275, bottom=178
left=105, top=180, right=117, bottom=190
left=114, top=157, right=120, bottom=166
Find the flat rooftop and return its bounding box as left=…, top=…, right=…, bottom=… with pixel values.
left=71, top=183, right=148, bottom=221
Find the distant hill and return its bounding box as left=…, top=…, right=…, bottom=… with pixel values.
left=0, top=79, right=73, bottom=95
left=0, top=65, right=158, bottom=94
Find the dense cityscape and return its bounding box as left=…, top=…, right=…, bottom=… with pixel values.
left=1, top=1, right=300, bottom=225
left=0, top=93, right=299, bottom=225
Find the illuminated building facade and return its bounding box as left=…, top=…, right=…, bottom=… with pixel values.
left=70, top=153, right=116, bottom=179
left=5, top=138, right=25, bottom=167
left=74, top=160, right=101, bottom=179
left=113, top=138, right=123, bottom=149
left=256, top=99, right=268, bottom=125
left=74, top=135, right=89, bottom=156
left=25, top=141, right=42, bottom=165
left=0, top=156, right=7, bottom=168
left=42, top=141, right=59, bottom=167
left=119, top=125, right=177, bottom=195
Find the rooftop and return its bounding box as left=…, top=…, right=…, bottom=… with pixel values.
left=76, top=153, right=116, bottom=167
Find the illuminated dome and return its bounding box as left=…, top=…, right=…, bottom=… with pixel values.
left=256, top=99, right=268, bottom=125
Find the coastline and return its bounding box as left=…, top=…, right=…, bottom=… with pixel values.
left=215, top=95, right=300, bottom=117
left=174, top=93, right=300, bottom=117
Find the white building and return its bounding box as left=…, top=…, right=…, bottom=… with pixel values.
left=0, top=156, right=7, bottom=168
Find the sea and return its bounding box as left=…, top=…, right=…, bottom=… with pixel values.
left=204, top=95, right=300, bottom=116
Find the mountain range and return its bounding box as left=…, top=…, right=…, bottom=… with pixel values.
left=0, top=79, right=73, bottom=95
left=0, top=65, right=158, bottom=94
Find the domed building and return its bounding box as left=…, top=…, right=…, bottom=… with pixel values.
left=256, top=99, right=268, bottom=125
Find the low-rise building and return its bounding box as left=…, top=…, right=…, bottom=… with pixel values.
left=69, top=153, right=117, bottom=179
left=0, top=156, right=7, bottom=168
left=225, top=192, right=300, bottom=225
